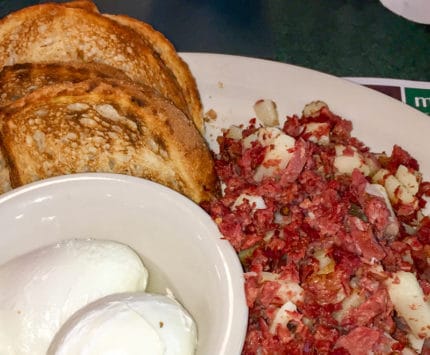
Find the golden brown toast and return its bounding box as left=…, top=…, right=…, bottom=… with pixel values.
left=0, top=61, right=134, bottom=194
left=61, top=2, right=202, bottom=130
left=0, top=2, right=203, bottom=130
left=0, top=79, right=218, bottom=203
left=106, top=14, right=203, bottom=134
left=62, top=0, right=100, bottom=12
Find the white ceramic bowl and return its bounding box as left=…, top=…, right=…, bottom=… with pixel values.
left=0, top=173, right=248, bottom=355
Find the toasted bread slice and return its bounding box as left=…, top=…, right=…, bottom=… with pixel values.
left=106, top=14, right=203, bottom=133
left=0, top=79, right=218, bottom=203
left=0, top=61, right=134, bottom=194
left=0, top=2, right=201, bottom=130
left=0, top=62, right=132, bottom=107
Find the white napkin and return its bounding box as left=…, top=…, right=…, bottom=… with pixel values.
left=380, top=0, right=430, bottom=24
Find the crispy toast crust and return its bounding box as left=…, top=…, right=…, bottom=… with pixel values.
left=106, top=14, right=204, bottom=133
left=0, top=2, right=192, bottom=124
left=62, top=0, right=100, bottom=12
left=0, top=62, right=132, bottom=107
left=0, top=79, right=218, bottom=203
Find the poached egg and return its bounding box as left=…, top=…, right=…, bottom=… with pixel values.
left=48, top=292, right=197, bottom=355
left=0, top=239, right=148, bottom=355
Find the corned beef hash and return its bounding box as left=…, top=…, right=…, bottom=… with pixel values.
left=203, top=101, right=430, bottom=354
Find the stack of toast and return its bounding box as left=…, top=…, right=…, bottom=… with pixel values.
left=0, top=0, right=218, bottom=203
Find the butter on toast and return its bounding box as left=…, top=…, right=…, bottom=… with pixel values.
left=0, top=2, right=203, bottom=131
left=106, top=14, right=203, bottom=134
left=0, top=79, right=218, bottom=203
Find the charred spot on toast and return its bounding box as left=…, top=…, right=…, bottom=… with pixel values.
left=130, top=95, right=147, bottom=108
left=4, top=63, right=30, bottom=71
left=8, top=70, right=30, bottom=83
left=76, top=48, right=85, bottom=60
left=152, top=135, right=167, bottom=152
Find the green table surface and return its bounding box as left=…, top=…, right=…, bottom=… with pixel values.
left=0, top=0, right=429, bottom=81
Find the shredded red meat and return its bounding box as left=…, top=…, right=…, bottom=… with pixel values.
left=202, top=103, right=430, bottom=354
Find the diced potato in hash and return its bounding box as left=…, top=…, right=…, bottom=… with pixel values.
left=253, top=99, right=279, bottom=127
left=302, top=100, right=328, bottom=118
left=269, top=301, right=299, bottom=334
left=303, top=122, right=330, bottom=145
left=261, top=272, right=304, bottom=304
left=243, top=127, right=296, bottom=182
left=386, top=271, right=430, bottom=339
left=225, top=125, right=243, bottom=140
left=395, top=165, right=419, bottom=195
left=333, top=290, right=365, bottom=323
left=334, top=145, right=370, bottom=176
left=233, top=193, right=267, bottom=211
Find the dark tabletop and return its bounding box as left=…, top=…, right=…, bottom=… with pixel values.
left=1, top=0, right=429, bottom=81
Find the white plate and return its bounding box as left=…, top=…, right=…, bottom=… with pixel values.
left=380, top=0, right=430, bottom=24
left=181, top=53, right=430, bottom=179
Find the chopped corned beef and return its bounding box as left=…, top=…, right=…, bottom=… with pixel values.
left=202, top=102, right=429, bottom=354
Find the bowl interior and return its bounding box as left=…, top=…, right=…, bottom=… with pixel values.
left=0, top=173, right=247, bottom=355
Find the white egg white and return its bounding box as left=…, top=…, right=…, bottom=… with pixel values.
left=48, top=292, right=197, bottom=355
left=0, top=239, right=148, bottom=355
